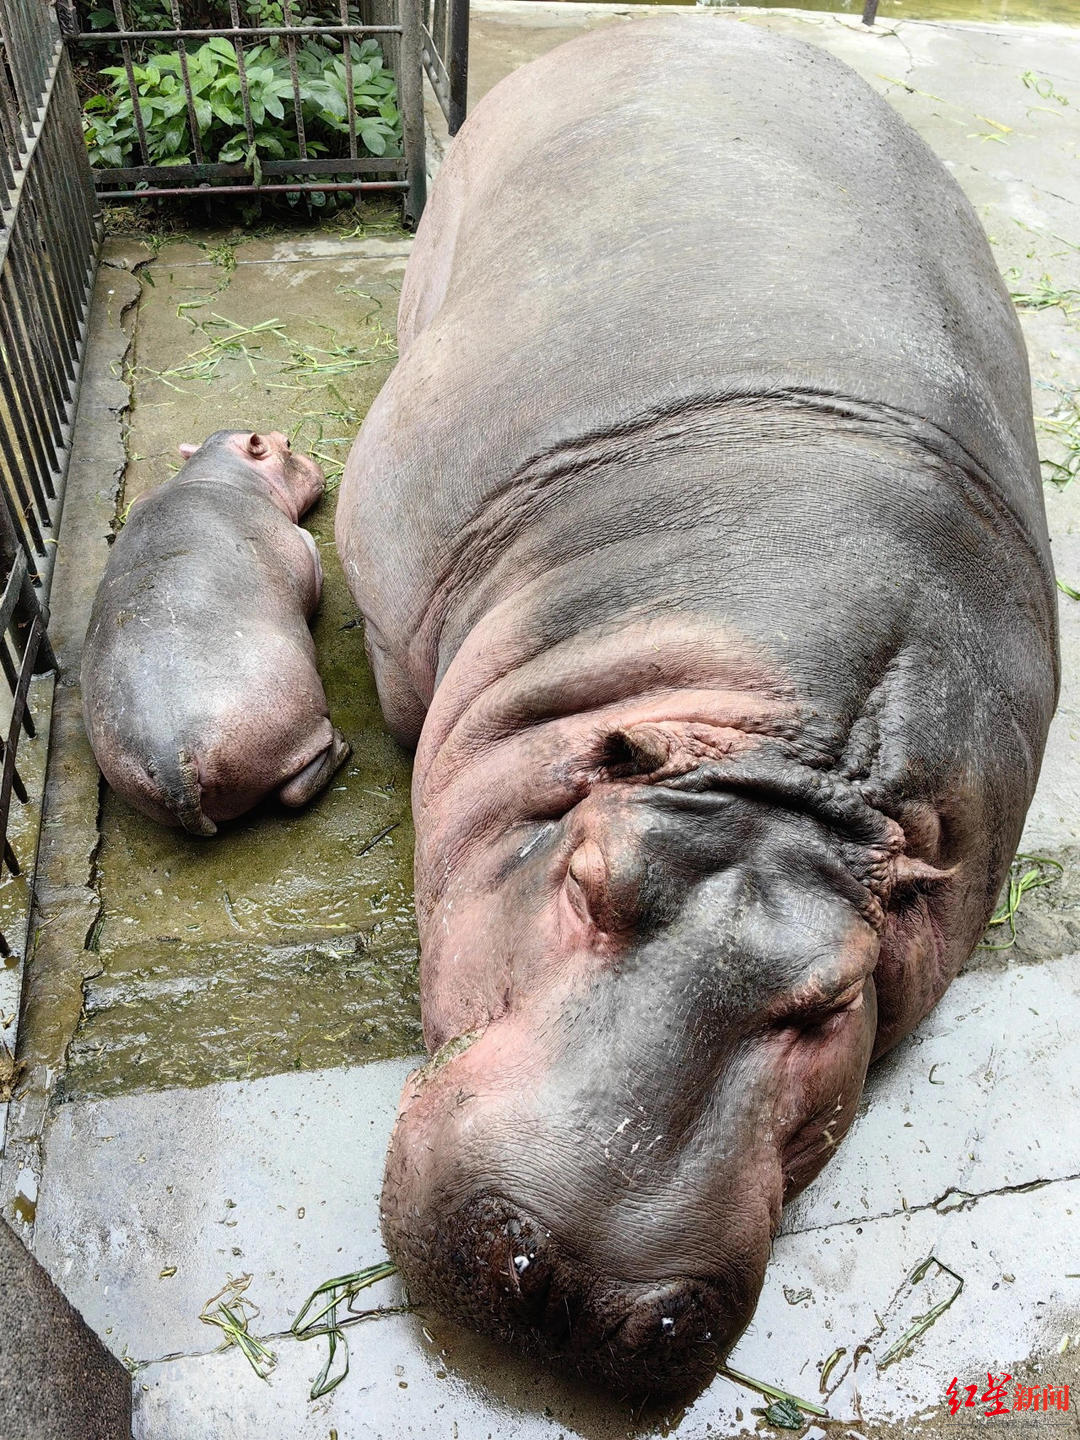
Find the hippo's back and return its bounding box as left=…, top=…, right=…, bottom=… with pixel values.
left=340, top=17, right=1047, bottom=671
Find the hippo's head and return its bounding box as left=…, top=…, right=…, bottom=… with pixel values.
left=178, top=430, right=324, bottom=520
left=380, top=725, right=945, bottom=1397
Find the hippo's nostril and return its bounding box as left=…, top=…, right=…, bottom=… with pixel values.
left=383, top=1188, right=737, bottom=1397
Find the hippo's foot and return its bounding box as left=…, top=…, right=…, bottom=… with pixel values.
left=278, top=726, right=351, bottom=808
left=363, top=626, right=425, bottom=749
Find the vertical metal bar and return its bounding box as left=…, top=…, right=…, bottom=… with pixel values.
left=55, top=57, right=100, bottom=229
left=399, top=0, right=425, bottom=226
left=0, top=500, right=52, bottom=676
left=432, top=0, right=446, bottom=76
left=446, top=0, right=468, bottom=136
left=0, top=279, right=58, bottom=528
left=0, top=617, right=47, bottom=857
left=29, top=146, right=81, bottom=366
left=54, top=59, right=101, bottom=277
left=12, top=198, right=75, bottom=430
left=862, top=0, right=880, bottom=24
left=0, top=2, right=30, bottom=127
left=111, top=0, right=152, bottom=165
left=169, top=0, right=205, bottom=166
left=0, top=64, right=19, bottom=192
left=6, top=235, right=67, bottom=481
left=281, top=0, right=309, bottom=161
left=0, top=406, right=48, bottom=565
left=227, top=0, right=257, bottom=168
left=339, top=0, right=357, bottom=162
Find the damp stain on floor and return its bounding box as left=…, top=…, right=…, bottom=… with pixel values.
left=55, top=217, right=424, bottom=1102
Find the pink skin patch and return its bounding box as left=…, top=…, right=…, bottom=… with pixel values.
left=178, top=432, right=324, bottom=521
left=408, top=616, right=801, bottom=1043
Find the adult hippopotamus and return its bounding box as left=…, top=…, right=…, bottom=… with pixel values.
left=83, top=430, right=349, bottom=836
left=336, top=18, right=1058, bottom=1396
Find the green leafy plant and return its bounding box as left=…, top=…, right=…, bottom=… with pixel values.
left=83, top=34, right=400, bottom=178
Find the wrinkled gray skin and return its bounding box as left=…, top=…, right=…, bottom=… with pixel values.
left=83, top=430, right=349, bottom=836
left=336, top=19, right=1059, bottom=1399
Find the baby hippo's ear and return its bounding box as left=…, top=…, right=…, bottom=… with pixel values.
left=246, top=432, right=269, bottom=459
left=178, top=442, right=199, bottom=459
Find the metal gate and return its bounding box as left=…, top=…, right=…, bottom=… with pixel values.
left=421, top=0, right=467, bottom=136
left=0, top=0, right=99, bottom=964
left=63, top=0, right=450, bottom=224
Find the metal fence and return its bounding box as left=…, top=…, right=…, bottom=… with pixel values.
left=0, top=0, right=100, bottom=953
left=65, top=0, right=433, bottom=223
left=421, top=0, right=467, bottom=136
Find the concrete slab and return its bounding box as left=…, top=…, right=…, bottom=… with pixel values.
left=32, top=1058, right=415, bottom=1364
left=30, top=956, right=1080, bottom=1434
left=38, top=229, right=424, bottom=1105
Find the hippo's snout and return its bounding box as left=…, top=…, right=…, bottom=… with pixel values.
left=383, top=1190, right=736, bottom=1397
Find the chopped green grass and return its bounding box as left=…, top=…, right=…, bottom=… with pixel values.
left=200, top=1274, right=276, bottom=1380
left=819, top=1346, right=847, bottom=1392
left=292, top=1260, right=406, bottom=1400
left=1008, top=272, right=1080, bottom=315
left=1037, top=386, right=1080, bottom=488
left=1021, top=70, right=1071, bottom=107
left=719, top=1364, right=828, bottom=1419
left=877, top=1256, right=964, bottom=1368
left=982, top=853, right=1063, bottom=950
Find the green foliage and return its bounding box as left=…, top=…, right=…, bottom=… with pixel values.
left=86, top=0, right=342, bottom=31
left=82, top=34, right=401, bottom=180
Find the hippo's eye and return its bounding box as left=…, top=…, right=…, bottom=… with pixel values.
left=773, top=977, right=865, bottom=1032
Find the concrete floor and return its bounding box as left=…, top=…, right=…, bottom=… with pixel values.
left=2, top=5, right=1080, bottom=1437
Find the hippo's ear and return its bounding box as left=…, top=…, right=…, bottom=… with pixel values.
left=602, top=725, right=671, bottom=777
left=178, top=442, right=199, bottom=458
left=246, top=432, right=269, bottom=459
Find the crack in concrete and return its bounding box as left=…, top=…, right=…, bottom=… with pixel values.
left=785, top=1168, right=1080, bottom=1240
left=947, top=159, right=1080, bottom=214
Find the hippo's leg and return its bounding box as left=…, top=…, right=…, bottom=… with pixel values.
left=363, top=625, right=426, bottom=749
left=278, top=723, right=351, bottom=807
left=296, top=526, right=324, bottom=616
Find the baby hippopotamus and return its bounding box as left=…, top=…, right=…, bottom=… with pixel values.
left=82, top=429, right=349, bottom=836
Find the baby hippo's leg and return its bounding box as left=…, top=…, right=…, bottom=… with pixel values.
left=296, top=526, right=323, bottom=615
left=278, top=721, right=351, bottom=807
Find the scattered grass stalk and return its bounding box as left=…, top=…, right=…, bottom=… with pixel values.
left=1008, top=273, right=1080, bottom=315
left=719, top=1364, right=828, bottom=1419
left=877, top=1256, right=964, bottom=1368
left=982, top=852, right=1063, bottom=950
left=200, top=1275, right=276, bottom=1380
left=292, top=1260, right=404, bottom=1400
left=819, top=1346, right=847, bottom=1392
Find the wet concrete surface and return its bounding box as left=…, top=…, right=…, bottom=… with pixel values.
left=3, top=6, right=1080, bottom=1437
left=67, top=224, right=422, bottom=1101
left=28, top=987, right=1080, bottom=1438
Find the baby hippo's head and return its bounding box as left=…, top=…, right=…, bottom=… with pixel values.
left=178, top=429, right=325, bottom=520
